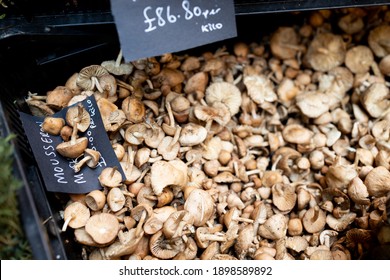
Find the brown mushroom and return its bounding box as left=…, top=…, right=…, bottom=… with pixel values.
left=270, top=27, right=300, bottom=59
left=85, top=190, right=106, bottom=211
left=76, top=65, right=109, bottom=91
left=205, top=82, right=242, bottom=116
left=184, top=188, right=214, bottom=227
left=345, top=45, right=374, bottom=74
left=368, top=24, right=390, bottom=58
left=360, top=82, right=390, bottom=118
left=101, top=50, right=133, bottom=76
left=46, top=86, right=74, bottom=110
left=85, top=213, right=120, bottom=245
left=42, top=116, right=65, bottom=135
left=364, top=166, right=390, bottom=197
left=107, top=187, right=126, bottom=212
left=61, top=201, right=90, bottom=232
left=98, top=166, right=123, bottom=188
left=302, top=206, right=326, bottom=233
left=258, top=214, right=288, bottom=240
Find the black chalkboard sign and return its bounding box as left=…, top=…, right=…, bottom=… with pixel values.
left=19, top=96, right=125, bottom=194
left=111, top=0, right=237, bottom=61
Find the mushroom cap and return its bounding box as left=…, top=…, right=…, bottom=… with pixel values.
left=258, top=213, right=287, bottom=240
left=63, top=201, right=90, bottom=229
left=345, top=45, right=374, bottom=74
left=107, top=187, right=126, bottom=212
left=163, top=210, right=194, bottom=239
left=157, top=136, right=180, bottom=161
left=150, top=160, right=188, bottom=196
left=326, top=212, right=357, bottom=231
left=348, top=177, right=370, bottom=205
left=85, top=190, right=106, bottom=211
left=122, top=96, right=145, bottom=124
left=244, top=74, right=277, bottom=104
left=26, top=99, right=55, bottom=117
left=149, top=230, right=184, bottom=259
left=98, top=166, right=123, bottom=188
left=296, top=91, right=330, bottom=118
left=368, top=24, right=390, bottom=58
left=85, top=213, right=120, bottom=245
left=302, top=206, right=326, bottom=233
left=76, top=65, right=109, bottom=90
left=338, top=13, right=364, bottom=35
left=179, top=123, right=207, bottom=146
left=282, top=124, right=314, bottom=144
left=42, top=116, right=65, bottom=135
left=272, top=183, right=297, bottom=212
left=65, top=104, right=91, bottom=132
left=363, top=166, right=390, bottom=197
left=205, top=82, right=242, bottom=116
left=97, top=97, right=119, bottom=131
left=270, top=26, right=300, bottom=59
left=56, top=137, right=88, bottom=159
left=304, top=32, right=346, bottom=72
left=184, top=71, right=209, bottom=94
left=379, top=54, right=390, bottom=76
left=286, top=236, right=309, bottom=253
left=101, top=60, right=133, bottom=76
left=46, top=86, right=74, bottom=110
left=145, top=125, right=165, bottom=148
left=184, top=188, right=214, bottom=227
left=360, top=83, right=390, bottom=118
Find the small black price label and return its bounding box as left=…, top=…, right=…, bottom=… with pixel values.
left=111, top=0, right=237, bottom=61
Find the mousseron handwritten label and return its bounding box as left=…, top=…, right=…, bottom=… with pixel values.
left=111, top=0, right=237, bottom=61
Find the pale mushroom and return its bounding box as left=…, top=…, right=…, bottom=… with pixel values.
left=205, top=82, right=242, bottom=116
left=179, top=123, right=207, bottom=146
left=98, top=166, right=123, bottom=188
left=244, top=74, right=277, bottom=104
left=272, top=183, right=297, bottom=212
left=282, top=124, right=314, bottom=145
left=345, top=45, right=374, bottom=74
left=184, top=188, right=214, bottom=227
left=296, top=91, right=330, bottom=118
left=368, top=24, right=390, bottom=58
left=304, top=32, right=346, bottom=72
left=363, top=166, right=390, bottom=197
left=101, top=50, right=133, bottom=76
left=85, top=212, right=120, bottom=245
left=150, top=159, right=188, bottom=196
left=107, top=187, right=126, bottom=212
left=122, top=96, right=145, bottom=124
left=326, top=212, right=357, bottom=231
left=65, top=103, right=91, bottom=133
left=258, top=214, right=288, bottom=240
left=149, top=230, right=185, bottom=259
left=360, top=82, right=390, bottom=118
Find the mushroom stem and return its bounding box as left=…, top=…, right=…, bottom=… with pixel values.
left=61, top=214, right=74, bottom=232
left=148, top=156, right=163, bottom=163
left=311, top=206, right=320, bottom=223
left=110, top=166, right=119, bottom=178
left=135, top=210, right=147, bottom=237
left=235, top=217, right=254, bottom=224
left=74, top=155, right=91, bottom=173
left=143, top=194, right=158, bottom=201
left=166, top=101, right=175, bottom=128
left=70, top=120, right=79, bottom=145
left=116, top=79, right=134, bottom=91
left=199, top=233, right=226, bottom=242
left=91, top=76, right=104, bottom=93
left=170, top=126, right=182, bottom=147
left=115, top=50, right=123, bottom=67
left=246, top=169, right=260, bottom=176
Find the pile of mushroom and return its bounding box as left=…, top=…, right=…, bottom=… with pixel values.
left=28, top=7, right=390, bottom=260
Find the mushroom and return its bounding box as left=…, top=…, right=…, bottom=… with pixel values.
left=157, top=126, right=181, bottom=160
left=85, top=212, right=120, bottom=245
left=73, top=148, right=100, bottom=173
left=150, top=159, right=188, bottom=196
left=85, top=190, right=106, bottom=211
left=149, top=230, right=185, bottom=259
left=193, top=102, right=231, bottom=131
left=296, top=91, right=330, bottom=119
left=163, top=210, right=194, bottom=239
left=65, top=103, right=91, bottom=133
left=243, top=74, right=277, bottom=104
left=302, top=206, right=326, bottom=233
left=304, top=32, right=346, bottom=72
left=348, top=177, right=370, bottom=205
left=326, top=212, right=357, bottom=231
left=61, top=201, right=90, bottom=232
left=282, top=124, right=314, bottom=145
left=101, top=50, right=133, bottom=76
left=364, top=166, right=390, bottom=197
left=286, top=236, right=309, bottom=253
left=258, top=214, right=288, bottom=240
left=76, top=65, right=109, bottom=91
left=122, top=96, right=145, bottom=124
left=360, top=82, right=390, bottom=119
left=46, top=86, right=74, bottom=110
left=345, top=45, right=374, bottom=74
left=107, top=187, right=126, bottom=212
left=269, top=27, right=300, bottom=59
left=179, top=123, right=207, bottom=146
left=368, top=24, right=390, bottom=58
left=338, top=13, right=365, bottom=34
left=98, top=166, right=123, bottom=188
left=26, top=99, right=55, bottom=117
left=205, top=82, right=242, bottom=116
left=184, top=188, right=214, bottom=227
left=56, top=123, right=88, bottom=159
left=272, top=183, right=297, bottom=212
left=41, top=116, right=65, bottom=135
